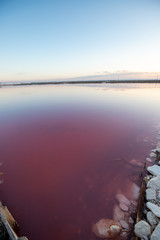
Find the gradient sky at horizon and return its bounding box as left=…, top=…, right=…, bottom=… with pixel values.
left=1, top=0, right=160, bottom=82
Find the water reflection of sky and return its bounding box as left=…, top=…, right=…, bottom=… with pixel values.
left=1, top=83, right=160, bottom=240
left=1, top=83, right=160, bottom=124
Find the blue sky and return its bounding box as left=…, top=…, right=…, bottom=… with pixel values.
left=0, top=0, right=160, bottom=82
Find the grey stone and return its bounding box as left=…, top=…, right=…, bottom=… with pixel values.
left=151, top=222, right=160, bottom=240
left=157, top=190, right=160, bottom=201
left=134, top=220, right=151, bottom=239
left=146, top=188, right=156, bottom=201
left=147, top=176, right=160, bottom=191
left=147, top=165, right=160, bottom=176
left=146, top=202, right=160, bottom=218
left=146, top=211, right=158, bottom=228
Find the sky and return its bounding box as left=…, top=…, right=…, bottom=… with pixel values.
left=0, top=0, right=160, bottom=82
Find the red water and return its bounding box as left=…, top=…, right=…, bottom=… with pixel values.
left=0, top=84, right=159, bottom=240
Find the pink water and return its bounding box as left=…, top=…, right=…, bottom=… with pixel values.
left=0, top=84, right=160, bottom=240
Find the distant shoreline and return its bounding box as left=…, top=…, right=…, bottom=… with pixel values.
left=1, top=79, right=160, bottom=87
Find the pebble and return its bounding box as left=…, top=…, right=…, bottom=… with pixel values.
left=147, top=176, right=160, bottom=191
left=134, top=220, right=151, bottom=239
left=147, top=165, right=160, bottom=176
left=146, top=202, right=160, bottom=218
left=146, top=188, right=156, bottom=201
left=151, top=222, right=160, bottom=240
left=146, top=211, right=158, bottom=228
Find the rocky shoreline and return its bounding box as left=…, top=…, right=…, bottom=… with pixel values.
left=91, top=128, right=160, bottom=240
left=134, top=140, right=160, bottom=240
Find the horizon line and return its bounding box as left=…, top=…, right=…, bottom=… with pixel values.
left=1, top=79, right=160, bottom=87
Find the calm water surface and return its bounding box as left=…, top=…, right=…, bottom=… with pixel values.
left=0, top=83, right=160, bottom=240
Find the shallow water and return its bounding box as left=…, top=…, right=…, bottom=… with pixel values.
left=0, top=83, right=160, bottom=240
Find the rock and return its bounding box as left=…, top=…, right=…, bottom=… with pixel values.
left=134, top=220, right=151, bottom=239
left=152, top=149, right=157, bottom=153
left=119, top=220, right=129, bottom=230
left=151, top=222, right=160, bottom=240
left=129, top=159, right=143, bottom=167
left=92, top=219, right=122, bottom=239
left=158, top=161, right=160, bottom=166
left=157, top=191, right=160, bottom=201
left=116, top=193, right=131, bottom=206
left=156, top=142, right=160, bottom=147
left=147, top=165, right=160, bottom=176
left=146, top=202, right=160, bottom=218
left=147, top=211, right=158, bottom=228
left=147, top=176, right=160, bottom=191
left=131, top=183, right=140, bottom=200
left=156, top=148, right=160, bottom=153
left=128, top=217, right=134, bottom=224
left=131, top=200, right=137, bottom=207
left=150, top=152, right=157, bottom=158
left=113, top=205, right=125, bottom=221
left=156, top=142, right=160, bottom=153
left=146, top=188, right=156, bottom=201
left=119, top=203, right=128, bottom=212
left=146, top=158, right=152, bottom=163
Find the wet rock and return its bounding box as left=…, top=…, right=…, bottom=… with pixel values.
left=146, top=202, right=160, bottom=218
left=119, top=203, right=128, bottom=212
left=129, top=159, right=143, bottom=167
left=131, top=183, right=140, bottom=200
left=134, top=220, right=151, bottom=239
left=92, top=219, right=122, bottom=239
left=147, top=165, right=160, bottom=176
left=146, top=188, right=156, bottom=201
left=131, top=200, right=137, bottom=207
left=119, top=220, right=129, bottom=230
left=146, top=211, right=158, bottom=229
left=128, top=217, right=134, bottom=224
left=147, top=176, right=160, bottom=191
left=120, top=231, right=128, bottom=238
left=151, top=222, right=160, bottom=240
left=116, top=193, right=130, bottom=206
left=113, top=205, right=125, bottom=221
